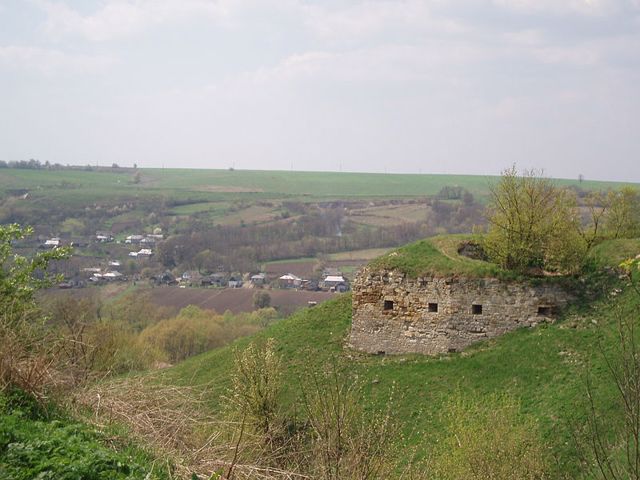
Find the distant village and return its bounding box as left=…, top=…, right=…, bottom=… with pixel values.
left=39, top=230, right=350, bottom=294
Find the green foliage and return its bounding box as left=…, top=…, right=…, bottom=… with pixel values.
left=88, top=321, right=160, bottom=374
left=0, top=224, right=69, bottom=318
left=225, top=339, right=282, bottom=439
left=483, top=166, right=585, bottom=273
left=605, top=187, right=640, bottom=239
left=106, top=291, right=172, bottom=332
left=0, top=389, right=166, bottom=480
left=139, top=305, right=273, bottom=363
left=428, top=392, right=548, bottom=480
left=1, top=224, right=70, bottom=396
left=588, top=238, right=640, bottom=269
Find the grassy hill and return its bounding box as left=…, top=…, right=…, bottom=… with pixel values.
left=52, top=236, right=634, bottom=478
left=368, top=234, right=508, bottom=278
left=131, top=239, right=640, bottom=477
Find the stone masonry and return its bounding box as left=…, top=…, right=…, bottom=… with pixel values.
left=349, top=266, right=571, bottom=355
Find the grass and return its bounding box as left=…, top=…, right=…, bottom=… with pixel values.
left=369, top=234, right=509, bottom=278
left=142, top=273, right=636, bottom=478
left=349, top=203, right=429, bottom=227
left=138, top=238, right=639, bottom=477
left=0, top=389, right=169, bottom=480
left=2, top=167, right=635, bottom=206
left=588, top=238, right=640, bottom=267
left=328, top=248, right=392, bottom=261
left=169, top=201, right=230, bottom=216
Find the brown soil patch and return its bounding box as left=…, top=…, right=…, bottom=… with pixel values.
left=149, top=287, right=335, bottom=316
left=263, top=261, right=317, bottom=278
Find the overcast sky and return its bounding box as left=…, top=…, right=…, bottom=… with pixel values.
left=1, top=1, right=639, bottom=181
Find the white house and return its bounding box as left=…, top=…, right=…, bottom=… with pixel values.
left=279, top=273, right=302, bottom=289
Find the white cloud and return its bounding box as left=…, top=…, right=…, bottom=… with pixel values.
left=36, top=0, right=230, bottom=41
left=0, top=45, right=114, bottom=75
left=491, top=0, right=628, bottom=15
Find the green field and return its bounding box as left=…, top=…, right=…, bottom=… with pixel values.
left=1, top=167, right=635, bottom=204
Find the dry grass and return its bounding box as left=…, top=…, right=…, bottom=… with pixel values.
left=348, top=203, right=427, bottom=227
left=72, top=377, right=306, bottom=479
left=215, top=205, right=279, bottom=227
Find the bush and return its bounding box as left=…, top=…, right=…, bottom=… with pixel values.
left=139, top=306, right=267, bottom=363
left=253, top=291, right=271, bottom=309
left=0, top=224, right=69, bottom=398
left=428, top=391, right=549, bottom=480
left=484, top=166, right=584, bottom=273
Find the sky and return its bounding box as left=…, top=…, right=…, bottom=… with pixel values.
left=0, top=0, right=639, bottom=181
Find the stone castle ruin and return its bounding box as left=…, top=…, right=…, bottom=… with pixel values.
left=349, top=266, right=571, bottom=355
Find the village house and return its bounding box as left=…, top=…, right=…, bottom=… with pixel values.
left=181, top=271, right=201, bottom=285
left=102, top=271, right=124, bottom=281
left=153, top=271, right=176, bottom=285
left=278, top=273, right=302, bottom=289
left=200, top=272, right=227, bottom=287
left=250, top=273, right=267, bottom=286
left=95, top=232, right=114, bottom=243
left=129, top=248, right=153, bottom=258
left=125, top=234, right=144, bottom=244
left=321, top=274, right=349, bottom=292
left=43, top=237, right=61, bottom=248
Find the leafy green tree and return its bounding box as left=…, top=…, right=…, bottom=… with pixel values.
left=1, top=224, right=69, bottom=396
left=1, top=224, right=69, bottom=322
left=483, top=166, right=584, bottom=273
left=605, top=187, right=640, bottom=239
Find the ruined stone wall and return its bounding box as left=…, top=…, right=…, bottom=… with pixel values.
left=349, top=267, right=571, bottom=355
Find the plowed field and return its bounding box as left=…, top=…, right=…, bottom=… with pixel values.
left=149, top=287, right=337, bottom=315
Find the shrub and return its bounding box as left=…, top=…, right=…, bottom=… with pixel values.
left=484, top=166, right=584, bottom=274
left=0, top=224, right=69, bottom=398
left=253, top=291, right=271, bottom=309
left=428, top=391, right=549, bottom=480
left=139, top=306, right=263, bottom=363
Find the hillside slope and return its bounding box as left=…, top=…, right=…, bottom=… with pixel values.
left=152, top=300, right=624, bottom=476
left=101, top=238, right=640, bottom=478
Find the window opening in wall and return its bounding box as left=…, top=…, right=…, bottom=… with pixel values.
left=428, top=302, right=438, bottom=313
left=383, top=300, right=394, bottom=311
left=537, top=306, right=552, bottom=316
left=472, top=304, right=483, bottom=315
